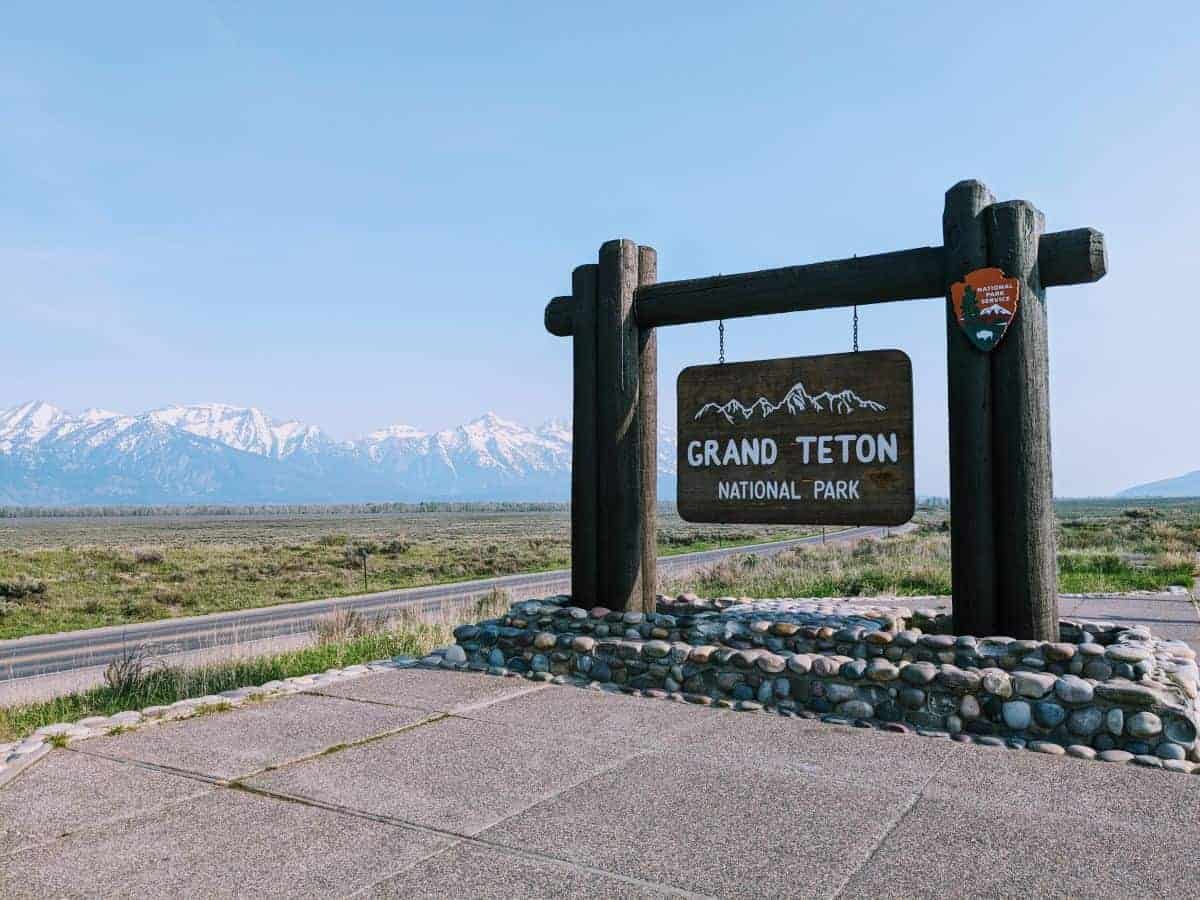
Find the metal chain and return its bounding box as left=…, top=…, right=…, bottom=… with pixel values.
left=852, top=305, right=859, bottom=352
left=718, top=320, right=726, bottom=364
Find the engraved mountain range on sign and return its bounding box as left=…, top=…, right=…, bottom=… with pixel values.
left=694, top=382, right=886, bottom=424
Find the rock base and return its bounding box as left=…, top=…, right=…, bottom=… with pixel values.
left=449, top=594, right=1200, bottom=773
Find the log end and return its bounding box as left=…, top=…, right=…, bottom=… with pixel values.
left=544, top=295, right=573, bottom=336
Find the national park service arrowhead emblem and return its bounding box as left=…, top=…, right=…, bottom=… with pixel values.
left=950, top=267, right=1019, bottom=352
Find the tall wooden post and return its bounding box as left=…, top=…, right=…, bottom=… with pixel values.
left=637, top=245, right=658, bottom=613
left=569, top=264, right=599, bottom=608
left=596, top=239, right=645, bottom=611
left=989, top=200, right=1058, bottom=640
left=943, top=180, right=999, bottom=636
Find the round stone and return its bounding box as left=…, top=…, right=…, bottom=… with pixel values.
left=1106, top=708, right=1124, bottom=736
left=786, top=654, right=812, bottom=674
left=1054, top=675, right=1094, bottom=705
left=1156, top=741, right=1186, bottom=761
left=981, top=669, right=1013, bottom=698
left=1012, top=672, right=1057, bottom=699
left=530, top=654, right=550, bottom=673
left=866, top=658, right=899, bottom=682
left=1030, top=741, right=1066, bottom=755
left=826, top=683, right=856, bottom=704
left=1082, top=660, right=1114, bottom=681
left=756, top=653, right=786, bottom=674
left=900, top=662, right=938, bottom=685
left=735, top=700, right=763, bottom=712
left=1044, top=643, right=1076, bottom=662
left=643, top=640, right=671, bottom=659
left=444, top=645, right=468, bottom=664
left=836, top=700, right=874, bottom=719
left=1127, top=711, right=1162, bottom=738
left=1133, top=754, right=1163, bottom=768
left=623, top=611, right=644, bottom=625
left=1033, top=701, right=1066, bottom=729
left=1094, top=734, right=1116, bottom=752
left=959, top=695, right=981, bottom=720
left=1106, top=645, right=1151, bottom=664
left=1066, top=744, right=1097, bottom=760
left=1165, top=716, right=1197, bottom=746
left=840, top=659, right=868, bottom=680
left=487, top=648, right=506, bottom=667
left=898, top=687, right=926, bottom=709
left=1002, top=701, right=1032, bottom=730
left=1098, top=749, right=1134, bottom=763
left=1068, top=707, right=1103, bottom=736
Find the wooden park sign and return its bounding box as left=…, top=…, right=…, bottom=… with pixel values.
left=541, top=180, right=1107, bottom=641
left=676, top=351, right=913, bottom=525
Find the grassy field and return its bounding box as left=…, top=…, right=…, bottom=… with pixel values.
left=0, top=508, right=809, bottom=640
left=665, top=501, right=1199, bottom=599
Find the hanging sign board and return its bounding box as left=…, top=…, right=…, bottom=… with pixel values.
left=676, top=350, right=914, bottom=525
left=950, top=267, right=1020, bottom=351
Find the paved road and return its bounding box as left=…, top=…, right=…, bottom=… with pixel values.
left=0, top=524, right=894, bottom=683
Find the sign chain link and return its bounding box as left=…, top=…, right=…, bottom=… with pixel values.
left=718, top=320, right=725, bottom=364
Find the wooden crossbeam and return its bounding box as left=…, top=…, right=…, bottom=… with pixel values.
left=543, top=227, right=1105, bottom=337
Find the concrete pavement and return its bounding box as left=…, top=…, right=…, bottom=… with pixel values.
left=3, top=600, right=1199, bottom=898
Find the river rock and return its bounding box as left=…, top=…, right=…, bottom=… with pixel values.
left=1012, top=672, right=1057, bottom=699
left=1002, top=701, right=1032, bottom=730
left=1127, top=711, right=1162, bottom=738
left=1068, top=707, right=1103, bottom=736
left=1054, top=675, right=1094, bottom=705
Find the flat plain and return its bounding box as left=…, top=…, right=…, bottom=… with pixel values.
left=0, top=499, right=1196, bottom=642
left=0, top=507, right=808, bottom=640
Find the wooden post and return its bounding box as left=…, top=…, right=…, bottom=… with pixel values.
left=988, top=200, right=1059, bottom=640
left=943, top=180, right=999, bottom=637
left=570, top=264, right=599, bottom=608
left=596, top=239, right=644, bottom=611
left=637, top=245, right=658, bottom=613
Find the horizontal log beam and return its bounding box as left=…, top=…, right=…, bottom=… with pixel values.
left=543, top=226, right=1106, bottom=337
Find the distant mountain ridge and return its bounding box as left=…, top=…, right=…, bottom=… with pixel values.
left=1117, top=469, right=1200, bottom=499
left=0, top=401, right=678, bottom=506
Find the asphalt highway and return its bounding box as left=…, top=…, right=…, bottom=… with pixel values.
left=0, top=524, right=895, bottom=683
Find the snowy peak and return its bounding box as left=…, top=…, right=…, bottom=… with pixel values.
left=0, top=400, right=68, bottom=448
left=148, top=403, right=330, bottom=459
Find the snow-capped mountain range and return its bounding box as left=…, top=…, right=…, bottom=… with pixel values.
left=0, top=401, right=678, bottom=506
left=694, top=382, right=886, bottom=425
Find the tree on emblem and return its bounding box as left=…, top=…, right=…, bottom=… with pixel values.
left=960, top=284, right=979, bottom=325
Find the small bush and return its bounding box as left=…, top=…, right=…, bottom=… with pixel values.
left=0, top=576, right=46, bottom=600
left=133, top=547, right=165, bottom=565
left=317, top=534, right=349, bottom=547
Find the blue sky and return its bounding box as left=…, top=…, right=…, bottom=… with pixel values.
left=2, top=2, right=1197, bottom=496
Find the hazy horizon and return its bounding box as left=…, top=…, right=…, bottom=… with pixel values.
left=4, top=4, right=1198, bottom=497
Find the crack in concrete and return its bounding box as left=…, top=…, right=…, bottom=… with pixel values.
left=828, top=768, right=937, bottom=900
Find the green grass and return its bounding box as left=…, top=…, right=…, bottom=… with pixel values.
left=665, top=528, right=954, bottom=599
left=663, top=501, right=1200, bottom=601
left=1057, top=551, right=1194, bottom=593
left=0, top=616, right=454, bottom=743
